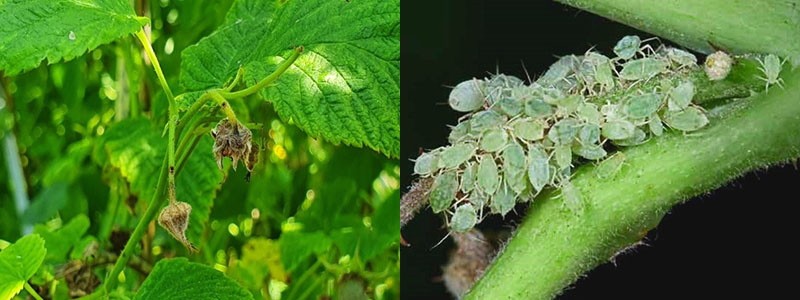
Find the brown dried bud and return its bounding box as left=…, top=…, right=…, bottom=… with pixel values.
left=158, top=201, right=198, bottom=252
left=443, top=229, right=494, bottom=299
left=211, top=118, right=253, bottom=172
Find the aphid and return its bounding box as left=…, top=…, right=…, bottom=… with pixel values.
left=493, top=97, right=522, bottom=116
left=613, top=35, right=641, bottom=60
left=576, top=103, right=601, bottom=124
left=595, top=152, right=626, bottom=179
left=448, top=121, right=472, bottom=144
left=440, top=143, right=477, bottom=169
left=574, top=144, right=607, bottom=160
left=601, top=119, right=636, bottom=140
left=504, top=167, right=528, bottom=196
left=554, top=144, right=572, bottom=169
left=537, top=55, right=579, bottom=87
left=509, top=118, right=545, bottom=141
left=756, top=53, right=785, bottom=92
left=577, top=123, right=601, bottom=146
left=429, top=170, right=459, bottom=213
left=490, top=184, right=515, bottom=216
left=468, top=190, right=488, bottom=208
left=413, top=151, right=441, bottom=176
left=560, top=181, right=582, bottom=212
left=460, top=162, right=477, bottom=193
left=554, top=94, right=583, bottom=116
left=612, top=127, right=648, bottom=146
left=469, top=110, right=506, bottom=133
left=625, top=92, right=663, bottom=119
left=476, top=154, right=500, bottom=195
left=618, top=57, right=669, bottom=81
left=663, top=106, right=709, bottom=131
left=704, top=51, right=733, bottom=81
left=449, top=79, right=486, bottom=112
left=502, top=142, right=527, bottom=170
left=668, top=80, right=695, bottom=111
left=450, top=203, right=478, bottom=232
left=527, top=146, right=550, bottom=192
left=479, top=128, right=508, bottom=152
left=648, top=113, right=664, bottom=136
left=665, top=48, right=697, bottom=68
left=486, top=74, right=524, bottom=104
left=524, top=99, right=554, bottom=119
left=547, top=118, right=580, bottom=145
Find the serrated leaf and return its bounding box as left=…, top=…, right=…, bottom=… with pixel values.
left=96, top=118, right=223, bottom=246
left=134, top=258, right=253, bottom=300
left=180, top=0, right=400, bottom=158
left=33, top=214, right=89, bottom=263
left=0, top=234, right=46, bottom=300
left=0, top=0, right=148, bottom=75
left=279, top=231, right=332, bottom=272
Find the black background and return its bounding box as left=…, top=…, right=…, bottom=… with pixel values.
left=401, top=1, right=799, bottom=299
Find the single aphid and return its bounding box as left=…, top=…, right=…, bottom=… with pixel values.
left=490, top=184, right=515, bottom=216
left=560, top=181, right=582, bottom=212
left=547, top=118, right=580, bottom=145
left=413, top=151, right=441, bottom=176
left=625, top=92, right=664, bottom=119
left=554, top=94, right=583, bottom=116
left=504, top=167, right=528, bottom=196
left=479, top=128, right=508, bottom=152
left=158, top=201, right=198, bottom=252
left=486, top=74, right=524, bottom=104
left=704, top=51, right=733, bottom=81
left=469, top=110, right=506, bottom=133
left=756, top=53, right=785, bottom=92
left=663, top=106, right=709, bottom=131
left=527, top=146, right=550, bottom=192
left=429, top=170, right=459, bottom=213
left=612, top=127, right=648, bottom=146
left=577, top=123, right=601, bottom=146
left=440, top=143, right=477, bottom=169
left=618, top=57, right=669, bottom=81
left=648, top=113, right=664, bottom=136
left=448, top=121, right=472, bottom=144
left=613, top=35, right=641, bottom=60
left=509, top=118, right=545, bottom=141
left=524, top=98, right=555, bottom=119
left=460, top=162, right=477, bottom=193
left=574, top=144, right=607, bottom=160
left=576, top=102, right=601, bottom=124
left=449, top=79, right=486, bottom=112
left=665, top=48, right=698, bottom=68
left=476, top=154, right=500, bottom=195
left=537, top=55, right=580, bottom=87
left=493, top=97, right=523, bottom=116
left=450, top=203, right=478, bottom=232
left=668, top=80, right=695, bottom=111
left=554, top=144, right=572, bottom=169
left=601, top=119, right=636, bottom=140
left=595, top=152, right=626, bottom=179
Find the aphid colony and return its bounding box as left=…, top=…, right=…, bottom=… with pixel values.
left=415, top=35, right=716, bottom=233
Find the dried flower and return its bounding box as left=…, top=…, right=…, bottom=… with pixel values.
left=158, top=201, right=197, bottom=252
left=211, top=118, right=254, bottom=171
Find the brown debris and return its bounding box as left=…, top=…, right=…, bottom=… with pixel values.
left=158, top=201, right=198, bottom=252
left=211, top=118, right=254, bottom=172
left=442, top=229, right=495, bottom=299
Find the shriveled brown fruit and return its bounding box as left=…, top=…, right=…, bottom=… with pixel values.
left=211, top=118, right=254, bottom=172
left=443, top=229, right=494, bottom=299
left=158, top=201, right=198, bottom=252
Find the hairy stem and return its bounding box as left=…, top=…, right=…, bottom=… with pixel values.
left=466, top=68, right=800, bottom=299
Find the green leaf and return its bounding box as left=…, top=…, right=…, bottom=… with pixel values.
left=180, top=0, right=400, bottom=158
left=0, top=234, right=46, bottom=300
left=21, top=182, right=69, bottom=225
left=134, top=258, right=253, bottom=300
left=279, top=231, right=332, bottom=272
left=96, top=118, right=223, bottom=246
left=0, top=0, right=148, bottom=75
left=33, top=214, right=89, bottom=263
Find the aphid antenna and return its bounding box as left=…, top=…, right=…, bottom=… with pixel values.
left=520, top=60, right=534, bottom=83
left=431, top=231, right=453, bottom=250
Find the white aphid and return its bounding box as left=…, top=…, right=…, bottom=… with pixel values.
left=68, top=31, right=76, bottom=41
left=449, top=79, right=486, bottom=112
left=704, top=51, right=733, bottom=81
left=756, top=54, right=785, bottom=92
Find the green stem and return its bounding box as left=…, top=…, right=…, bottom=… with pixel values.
left=176, top=92, right=211, bottom=137
left=24, top=282, right=43, bottom=300
left=217, top=46, right=304, bottom=99
left=466, top=68, right=800, bottom=299
left=209, top=91, right=239, bottom=124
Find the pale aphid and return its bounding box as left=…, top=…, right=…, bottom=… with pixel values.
left=413, top=151, right=441, bottom=176
left=574, top=144, right=607, bottom=160
left=665, top=48, right=697, bottom=68
left=449, top=79, right=486, bottom=112
left=668, top=80, right=695, bottom=111
left=618, top=57, right=669, bottom=81
left=560, top=181, right=583, bottom=212
left=576, top=102, right=601, bottom=124
left=509, top=118, right=545, bottom=141
left=485, top=74, right=524, bottom=104
left=704, top=51, right=733, bottom=81
left=490, top=184, right=516, bottom=216
left=613, top=35, right=641, bottom=60
left=648, top=113, right=664, bottom=136
left=577, top=123, right=601, bottom=146
left=469, top=110, right=506, bottom=133
left=756, top=53, right=785, bottom=92
left=663, top=106, right=709, bottom=131
left=479, top=128, right=508, bottom=152
left=547, top=118, right=580, bottom=145
left=537, top=55, right=580, bottom=87
left=460, top=162, right=477, bottom=193
left=625, top=92, right=664, bottom=119
left=527, top=146, right=550, bottom=192
left=601, top=119, right=636, bottom=140
left=595, top=152, right=626, bottom=179
left=524, top=98, right=554, bottom=119
left=504, top=167, right=528, bottom=196
left=502, top=143, right=528, bottom=194
left=554, top=94, right=583, bottom=116
left=554, top=144, right=573, bottom=169
left=429, top=170, right=459, bottom=213
left=476, top=154, right=500, bottom=195
left=612, top=127, right=648, bottom=146
left=448, top=121, right=472, bottom=144
left=494, top=97, right=522, bottom=116
left=450, top=203, right=478, bottom=232
left=440, top=143, right=477, bottom=169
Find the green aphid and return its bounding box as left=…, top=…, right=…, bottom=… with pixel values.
left=577, top=103, right=601, bottom=124
left=440, top=143, right=477, bottom=169
left=510, top=85, right=536, bottom=102
left=510, top=118, right=545, bottom=141
left=413, top=151, right=441, bottom=176
left=668, top=80, right=695, bottom=111
left=524, top=99, right=554, bottom=119
left=480, top=128, right=508, bottom=152
left=449, top=79, right=486, bottom=112
left=601, top=119, right=636, bottom=140
left=494, top=97, right=523, bottom=116
left=477, top=154, right=500, bottom=195
left=502, top=142, right=527, bottom=170
left=527, top=146, right=550, bottom=192
left=448, top=121, right=472, bottom=144
left=504, top=167, right=528, bottom=196
left=665, top=48, right=697, bottom=68
left=538, top=55, right=579, bottom=86
left=625, top=92, right=664, bottom=119
left=595, top=152, right=626, bottom=179
left=612, top=127, right=648, bottom=146
left=663, top=106, right=709, bottom=131
left=429, top=170, right=459, bottom=213
left=490, top=184, right=516, bottom=216
left=450, top=203, right=478, bottom=232
left=548, top=118, right=580, bottom=145
left=460, top=162, right=477, bottom=193
left=554, top=144, right=572, bottom=169
left=486, top=74, right=524, bottom=104
left=574, top=144, right=607, bottom=160
left=469, top=110, right=506, bottom=133
left=560, top=181, right=582, bottom=212
left=469, top=190, right=488, bottom=208
left=756, top=53, right=786, bottom=92
left=648, top=113, right=664, bottom=136
left=555, top=94, right=583, bottom=116
left=619, top=57, right=669, bottom=81
left=613, top=35, right=641, bottom=60
left=577, top=123, right=601, bottom=146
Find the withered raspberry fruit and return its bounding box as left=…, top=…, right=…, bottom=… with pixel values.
left=158, top=201, right=198, bottom=252
left=211, top=118, right=254, bottom=171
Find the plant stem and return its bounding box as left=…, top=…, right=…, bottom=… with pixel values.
left=209, top=91, right=239, bottom=124
left=24, top=282, right=43, bottom=300
left=176, top=92, right=211, bottom=137
left=217, top=46, right=304, bottom=99
left=466, top=68, right=800, bottom=299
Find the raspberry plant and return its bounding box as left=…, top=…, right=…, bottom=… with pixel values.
left=0, top=0, right=399, bottom=299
